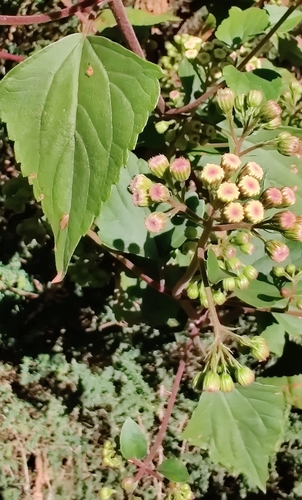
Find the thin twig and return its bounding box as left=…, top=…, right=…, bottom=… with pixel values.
left=0, top=51, right=25, bottom=61
left=165, top=81, right=224, bottom=116
left=0, top=0, right=108, bottom=25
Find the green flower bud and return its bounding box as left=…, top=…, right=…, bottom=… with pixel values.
left=187, top=280, right=199, bottom=300
left=250, top=337, right=270, bottom=361
left=220, top=373, right=235, bottom=392
left=99, top=487, right=116, bottom=500
left=247, top=89, right=263, bottom=108
left=235, top=275, right=250, bottom=290
left=129, top=174, right=153, bottom=193
left=183, top=241, right=197, bottom=255
left=277, top=132, right=300, bottom=156
left=272, top=266, right=285, bottom=277
left=225, top=257, right=242, bottom=272
left=232, top=231, right=250, bottom=246
left=185, top=226, right=198, bottom=240
left=240, top=242, right=255, bottom=255
left=122, top=477, right=135, bottom=493
left=222, top=277, right=236, bottom=291
left=213, top=289, right=226, bottom=305
left=259, top=100, right=282, bottom=121
left=235, top=366, right=255, bottom=386
left=148, top=155, right=169, bottom=178
left=285, top=264, right=296, bottom=276
left=264, top=116, right=282, bottom=129
left=234, top=93, right=246, bottom=112
left=243, top=265, right=258, bottom=281
left=216, top=88, right=235, bottom=114
left=203, top=371, right=221, bottom=392
left=155, top=120, right=171, bottom=134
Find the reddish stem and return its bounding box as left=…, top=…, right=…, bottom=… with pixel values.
left=0, top=51, right=26, bottom=62
left=134, top=360, right=186, bottom=483
left=0, top=0, right=107, bottom=25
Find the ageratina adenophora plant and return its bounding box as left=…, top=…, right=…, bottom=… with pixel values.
left=2, top=0, right=302, bottom=497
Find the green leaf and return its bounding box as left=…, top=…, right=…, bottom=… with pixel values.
left=95, top=7, right=180, bottom=32
left=223, top=66, right=282, bottom=101
left=216, top=7, right=269, bottom=47
left=182, top=383, right=285, bottom=490
left=120, top=417, right=148, bottom=460
left=260, top=322, right=286, bottom=357
left=258, top=375, right=302, bottom=409
left=265, top=5, right=302, bottom=34
left=234, top=276, right=285, bottom=308
left=207, top=249, right=232, bottom=284
left=0, top=34, right=161, bottom=278
left=272, top=313, right=302, bottom=338
left=157, top=457, right=190, bottom=482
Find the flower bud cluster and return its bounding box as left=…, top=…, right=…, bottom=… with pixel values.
left=272, top=264, right=302, bottom=309
left=280, top=80, right=302, bottom=128
left=102, top=440, right=121, bottom=468
left=193, top=364, right=256, bottom=393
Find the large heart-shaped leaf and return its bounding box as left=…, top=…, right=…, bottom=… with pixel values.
left=216, top=7, right=269, bottom=47
left=223, top=66, right=282, bottom=101
left=0, top=34, right=162, bottom=279
left=265, top=5, right=302, bottom=34
left=183, top=383, right=285, bottom=490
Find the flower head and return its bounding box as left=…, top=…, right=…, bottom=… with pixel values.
left=271, top=210, right=296, bottom=230
left=238, top=175, right=261, bottom=197
left=144, top=212, right=167, bottom=233
left=149, top=183, right=170, bottom=203
left=216, top=88, right=234, bottom=114
left=200, top=163, right=224, bottom=187
left=217, top=182, right=240, bottom=203
left=241, top=161, right=264, bottom=180
left=148, top=155, right=169, bottom=178
left=169, top=157, right=191, bottom=181
left=169, top=90, right=181, bottom=101
left=260, top=187, right=283, bottom=208
left=221, top=153, right=241, bottom=173
left=185, top=49, right=198, bottom=59
left=129, top=174, right=153, bottom=193
left=280, top=187, right=296, bottom=207
left=244, top=200, right=264, bottom=223
left=132, top=190, right=151, bottom=207
left=223, top=202, right=244, bottom=223
left=265, top=240, right=290, bottom=262
left=184, top=36, right=202, bottom=50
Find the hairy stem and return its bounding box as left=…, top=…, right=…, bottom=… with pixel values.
left=134, top=359, right=186, bottom=483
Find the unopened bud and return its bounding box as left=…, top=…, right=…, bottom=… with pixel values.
left=277, top=132, right=300, bottom=156
left=169, top=157, right=191, bottom=181
left=280, top=187, right=296, bottom=207
left=234, top=93, right=245, bottom=112
left=185, top=226, right=198, bottom=240
left=250, top=337, right=270, bottom=361
left=192, top=372, right=204, bottom=391
left=148, top=154, right=169, bottom=178
left=240, top=242, right=255, bottom=255
left=216, top=88, right=235, bottom=114
left=238, top=175, right=261, bottom=198
left=185, top=49, right=198, bottom=59
left=220, top=373, right=235, bottom=392
left=240, top=161, right=264, bottom=181
left=243, top=265, right=258, bottom=281
left=272, top=266, right=285, bottom=277
left=235, top=366, right=255, bottom=386
left=222, top=277, right=236, bottom=291
left=271, top=210, right=296, bottom=230
left=186, top=280, right=199, bottom=300
left=223, top=245, right=237, bottom=259
left=144, top=212, right=167, bottom=233
left=169, top=90, right=181, bottom=102
left=184, top=36, right=202, bottom=50
left=217, top=182, right=240, bottom=203
left=285, top=264, right=296, bottom=276
left=132, top=190, right=151, bottom=207
left=222, top=202, right=244, bottom=223
left=221, top=153, right=241, bottom=173
left=265, top=116, right=282, bottom=129
left=213, top=289, right=226, bottom=305
left=149, top=183, right=170, bottom=203
left=155, top=120, right=171, bottom=134
left=244, top=200, right=264, bottom=224
left=122, top=477, right=135, bottom=493
left=203, top=371, right=221, bottom=392
left=200, top=163, right=224, bottom=187
left=247, top=89, right=263, bottom=108
left=265, top=240, right=290, bottom=263
left=259, top=100, right=282, bottom=121
left=283, top=222, right=302, bottom=242
left=129, top=174, right=153, bottom=193
left=232, top=231, right=250, bottom=245
left=226, top=256, right=242, bottom=271
left=235, top=274, right=250, bottom=290
left=99, top=487, right=116, bottom=500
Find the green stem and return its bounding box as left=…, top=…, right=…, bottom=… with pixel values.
left=239, top=140, right=276, bottom=157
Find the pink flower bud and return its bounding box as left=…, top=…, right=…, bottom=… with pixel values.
left=200, top=163, right=224, bottom=187
left=129, top=174, right=153, bottom=193
left=260, top=100, right=282, bottom=121
left=260, top=187, right=283, bottom=208
left=144, top=212, right=167, bottom=233
left=132, top=190, right=151, bottom=207
left=226, top=256, right=242, bottom=271
left=235, top=366, right=255, bottom=386
left=222, top=202, right=244, bottom=223
left=271, top=210, right=296, bottom=230
left=169, top=90, right=181, bottom=101
left=216, top=88, right=235, bottom=114
left=238, top=175, right=261, bottom=198
left=240, top=242, right=255, bottom=255
left=265, top=116, right=282, bottom=130
left=221, top=153, right=241, bottom=173
left=265, top=240, right=290, bottom=263
left=280, top=187, right=296, bottom=207
left=277, top=132, right=300, bottom=156
left=216, top=182, right=240, bottom=203
left=240, top=161, right=264, bottom=181
left=169, top=157, right=191, bottom=181
left=244, top=200, right=264, bottom=224
left=149, top=183, right=170, bottom=203
left=223, top=245, right=237, bottom=259
left=148, top=154, right=169, bottom=178
left=283, top=222, right=302, bottom=242
left=250, top=337, right=270, bottom=361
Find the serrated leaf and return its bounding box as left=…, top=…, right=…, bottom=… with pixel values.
left=272, top=313, right=302, bottom=338
left=95, top=7, right=180, bottom=32
left=216, top=7, right=269, bottom=47
left=258, top=375, right=302, bottom=409
left=223, top=66, right=282, bottom=101
left=0, top=34, right=161, bottom=279
left=260, top=322, right=286, bottom=357
left=182, top=383, right=285, bottom=490
left=157, top=457, right=189, bottom=482
left=120, top=417, right=148, bottom=460
left=234, top=275, right=285, bottom=308
left=265, top=5, right=302, bottom=34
